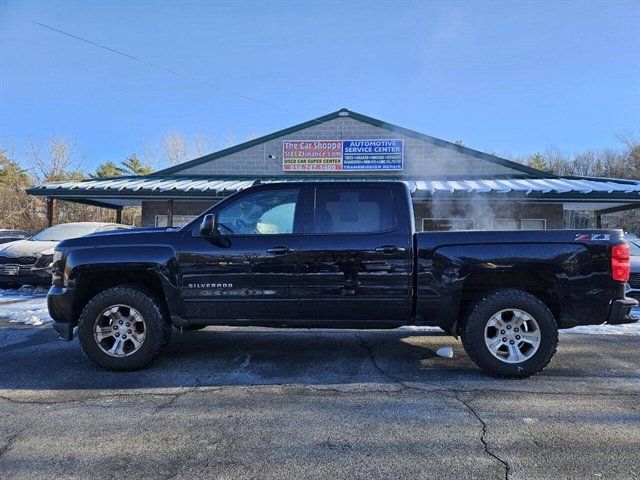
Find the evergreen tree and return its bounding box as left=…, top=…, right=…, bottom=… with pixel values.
left=122, top=154, right=153, bottom=175
left=528, top=153, right=548, bottom=171
left=92, top=161, right=125, bottom=178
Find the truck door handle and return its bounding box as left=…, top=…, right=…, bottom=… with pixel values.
left=375, top=245, right=405, bottom=254
left=267, top=246, right=295, bottom=255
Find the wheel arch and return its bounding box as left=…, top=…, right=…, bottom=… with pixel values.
left=71, top=267, right=175, bottom=325
left=456, top=270, right=562, bottom=334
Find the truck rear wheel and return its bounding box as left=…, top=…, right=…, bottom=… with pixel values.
left=461, top=289, right=558, bottom=378
left=77, top=286, right=171, bottom=371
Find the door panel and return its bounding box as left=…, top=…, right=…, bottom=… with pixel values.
left=299, top=186, right=412, bottom=323
left=178, top=234, right=301, bottom=320
left=177, top=186, right=302, bottom=321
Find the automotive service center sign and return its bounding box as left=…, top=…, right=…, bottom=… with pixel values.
left=283, top=140, right=404, bottom=171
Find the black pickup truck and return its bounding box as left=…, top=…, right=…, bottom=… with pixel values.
left=48, top=181, right=637, bottom=377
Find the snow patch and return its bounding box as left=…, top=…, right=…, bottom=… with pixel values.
left=436, top=346, right=454, bottom=358
left=0, top=286, right=52, bottom=326
left=561, top=322, right=640, bottom=335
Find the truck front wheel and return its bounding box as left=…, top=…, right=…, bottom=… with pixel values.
left=77, top=286, right=171, bottom=371
left=461, top=289, right=558, bottom=378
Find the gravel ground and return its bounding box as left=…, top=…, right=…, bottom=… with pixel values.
left=0, top=318, right=638, bottom=480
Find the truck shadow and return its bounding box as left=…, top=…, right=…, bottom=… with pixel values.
left=0, top=326, right=490, bottom=391
left=0, top=325, right=637, bottom=392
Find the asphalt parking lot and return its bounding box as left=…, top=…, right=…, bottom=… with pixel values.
left=0, top=318, right=638, bottom=480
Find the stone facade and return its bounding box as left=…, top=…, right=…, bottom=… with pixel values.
left=178, top=116, right=520, bottom=177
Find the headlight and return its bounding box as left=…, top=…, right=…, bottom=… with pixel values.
left=51, top=249, right=65, bottom=286
left=53, top=250, right=63, bottom=264
left=41, top=248, right=55, bottom=256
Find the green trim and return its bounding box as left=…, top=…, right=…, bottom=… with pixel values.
left=61, top=197, right=125, bottom=209
left=150, top=108, right=548, bottom=177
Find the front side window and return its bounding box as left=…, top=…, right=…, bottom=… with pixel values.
left=314, top=187, right=395, bottom=234
left=217, top=188, right=298, bottom=235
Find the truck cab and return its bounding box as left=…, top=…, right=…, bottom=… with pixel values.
left=176, top=181, right=414, bottom=327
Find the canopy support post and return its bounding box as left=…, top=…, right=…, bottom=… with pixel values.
left=116, top=207, right=122, bottom=224
left=46, top=198, right=55, bottom=227
left=167, top=199, right=174, bottom=227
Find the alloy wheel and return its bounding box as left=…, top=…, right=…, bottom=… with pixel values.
left=93, top=304, right=146, bottom=357
left=484, top=308, right=541, bottom=364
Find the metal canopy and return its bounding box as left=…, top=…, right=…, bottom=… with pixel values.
left=27, top=175, right=640, bottom=205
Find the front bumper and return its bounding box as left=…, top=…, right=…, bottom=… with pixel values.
left=607, top=297, right=639, bottom=325
left=48, top=285, right=76, bottom=340
left=0, top=271, right=51, bottom=286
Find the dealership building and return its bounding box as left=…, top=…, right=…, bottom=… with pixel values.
left=28, top=108, right=640, bottom=230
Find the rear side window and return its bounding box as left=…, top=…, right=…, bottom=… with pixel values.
left=313, top=187, right=395, bottom=234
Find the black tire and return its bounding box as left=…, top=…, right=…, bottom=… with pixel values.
left=77, top=285, right=171, bottom=371
left=461, top=289, right=558, bottom=379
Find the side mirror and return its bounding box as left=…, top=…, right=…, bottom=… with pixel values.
left=200, top=213, right=217, bottom=236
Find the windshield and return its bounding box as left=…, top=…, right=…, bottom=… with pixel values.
left=31, top=224, right=101, bottom=241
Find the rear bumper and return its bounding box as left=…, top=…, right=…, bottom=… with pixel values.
left=48, top=286, right=76, bottom=340
left=607, top=297, right=639, bottom=325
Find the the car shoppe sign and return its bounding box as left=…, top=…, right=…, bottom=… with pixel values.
left=282, top=139, right=404, bottom=171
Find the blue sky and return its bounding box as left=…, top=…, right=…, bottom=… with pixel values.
left=1, top=0, right=639, bottom=171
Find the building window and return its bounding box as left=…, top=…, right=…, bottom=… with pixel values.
left=422, top=218, right=474, bottom=231
left=492, top=219, right=519, bottom=230
left=155, top=215, right=197, bottom=228
left=521, top=218, right=546, bottom=230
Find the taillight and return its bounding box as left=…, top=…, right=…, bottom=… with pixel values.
left=611, top=243, right=630, bottom=283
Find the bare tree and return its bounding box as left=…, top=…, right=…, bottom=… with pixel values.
left=192, top=133, right=216, bottom=157
left=161, top=132, right=216, bottom=166
left=26, top=137, right=84, bottom=183
left=162, top=132, right=189, bottom=166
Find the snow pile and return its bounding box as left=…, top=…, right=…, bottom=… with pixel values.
left=562, top=308, right=640, bottom=335
left=562, top=322, right=640, bottom=335
left=0, top=286, right=52, bottom=326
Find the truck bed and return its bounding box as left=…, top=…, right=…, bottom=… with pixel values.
left=413, top=229, right=626, bottom=330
